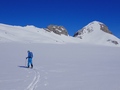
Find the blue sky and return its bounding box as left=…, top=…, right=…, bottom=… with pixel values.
left=0, top=0, right=120, bottom=38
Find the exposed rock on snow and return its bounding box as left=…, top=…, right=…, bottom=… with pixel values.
left=107, top=39, right=119, bottom=45
left=99, top=23, right=112, bottom=34
left=46, top=25, right=68, bottom=36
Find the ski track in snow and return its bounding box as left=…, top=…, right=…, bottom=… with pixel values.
left=26, top=68, right=40, bottom=90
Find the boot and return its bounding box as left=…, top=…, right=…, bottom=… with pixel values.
left=31, top=64, right=33, bottom=68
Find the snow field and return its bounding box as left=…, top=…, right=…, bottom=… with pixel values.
left=0, top=43, right=120, bottom=90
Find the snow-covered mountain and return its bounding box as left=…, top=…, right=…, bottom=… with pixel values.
left=73, top=21, right=120, bottom=46
left=0, top=22, right=120, bottom=46
left=0, top=23, right=81, bottom=44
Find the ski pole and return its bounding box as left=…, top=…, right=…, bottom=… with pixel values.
left=25, top=58, right=27, bottom=67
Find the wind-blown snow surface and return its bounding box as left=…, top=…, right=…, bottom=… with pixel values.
left=0, top=43, right=120, bottom=90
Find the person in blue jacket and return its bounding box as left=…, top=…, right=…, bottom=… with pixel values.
left=26, top=50, right=33, bottom=68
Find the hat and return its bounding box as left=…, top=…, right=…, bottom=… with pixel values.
left=27, top=50, right=30, bottom=52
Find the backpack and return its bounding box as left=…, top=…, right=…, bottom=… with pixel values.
left=29, top=52, right=33, bottom=58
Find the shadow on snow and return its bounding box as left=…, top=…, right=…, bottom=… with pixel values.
left=18, top=66, right=28, bottom=68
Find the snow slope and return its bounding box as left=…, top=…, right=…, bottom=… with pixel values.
left=0, top=23, right=81, bottom=44
left=0, top=43, right=120, bottom=90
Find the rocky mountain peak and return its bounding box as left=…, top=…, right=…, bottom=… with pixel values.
left=93, top=21, right=112, bottom=34
left=73, top=21, right=112, bottom=37
left=45, top=25, right=68, bottom=36
left=73, top=21, right=119, bottom=45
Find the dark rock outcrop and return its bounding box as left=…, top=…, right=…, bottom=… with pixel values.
left=99, top=23, right=112, bottom=34
left=46, top=25, right=68, bottom=36
left=107, top=39, right=119, bottom=45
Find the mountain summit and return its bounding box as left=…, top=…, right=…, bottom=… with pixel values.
left=73, top=21, right=112, bottom=37
left=73, top=21, right=120, bottom=45
left=45, top=25, right=68, bottom=36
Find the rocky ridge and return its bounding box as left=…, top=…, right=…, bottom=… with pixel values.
left=45, top=25, right=68, bottom=36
